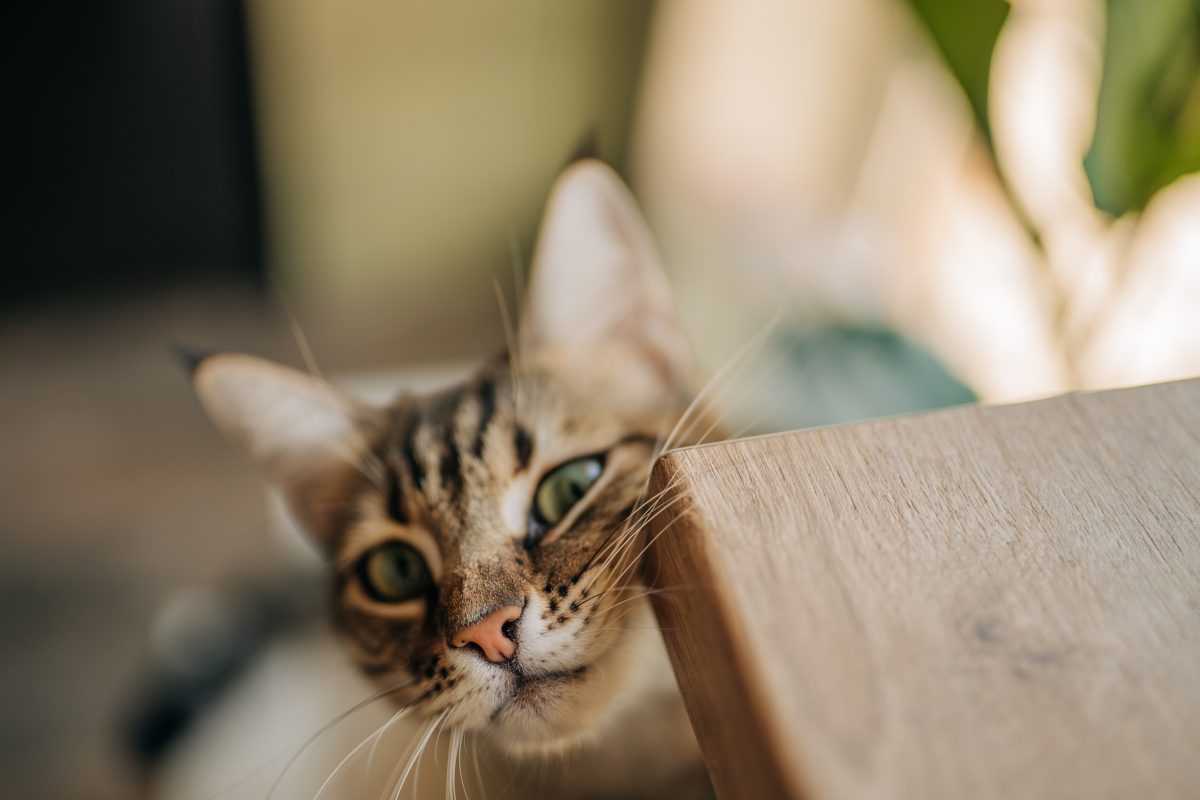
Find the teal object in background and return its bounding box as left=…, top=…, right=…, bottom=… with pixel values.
left=771, top=325, right=977, bottom=430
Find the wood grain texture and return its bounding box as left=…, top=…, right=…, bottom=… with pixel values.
left=646, top=379, right=1200, bottom=800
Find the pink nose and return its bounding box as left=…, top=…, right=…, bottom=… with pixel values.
left=450, top=605, right=522, bottom=663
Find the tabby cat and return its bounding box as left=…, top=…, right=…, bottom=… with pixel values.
left=190, top=159, right=711, bottom=798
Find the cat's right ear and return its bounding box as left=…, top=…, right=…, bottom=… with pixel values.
left=187, top=352, right=379, bottom=549
left=519, top=160, right=691, bottom=393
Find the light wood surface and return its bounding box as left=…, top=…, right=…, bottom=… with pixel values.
left=647, top=379, right=1200, bottom=800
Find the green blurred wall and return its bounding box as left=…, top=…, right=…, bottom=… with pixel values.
left=248, top=0, right=652, bottom=331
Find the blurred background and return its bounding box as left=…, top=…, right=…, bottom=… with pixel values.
left=4, top=0, right=1198, bottom=797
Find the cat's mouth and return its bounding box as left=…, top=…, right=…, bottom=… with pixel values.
left=499, top=665, right=589, bottom=714
left=484, top=664, right=597, bottom=748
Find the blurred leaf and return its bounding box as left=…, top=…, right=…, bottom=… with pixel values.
left=1085, top=0, right=1200, bottom=216
left=904, top=0, right=1010, bottom=141
left=769, top=325, right=976, bottom=430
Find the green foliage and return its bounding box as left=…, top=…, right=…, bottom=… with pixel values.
left=906, top=0, right=1200, bottom=217
left=1085, top=0, right=1200, bottom=216
left=904, top=0, right=1010, bottom=140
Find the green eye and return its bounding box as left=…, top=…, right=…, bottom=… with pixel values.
left=357, top=542, right=432, bottom=603
left=529, top=455, right=605, bottom=540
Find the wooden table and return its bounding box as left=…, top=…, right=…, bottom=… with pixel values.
left=647, top=379, right=1200, bottom=800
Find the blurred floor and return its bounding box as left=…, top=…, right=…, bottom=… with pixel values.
left=0, top=284, right=499, bottom=798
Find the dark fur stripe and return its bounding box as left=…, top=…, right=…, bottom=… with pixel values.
left=472, top=376, right=496, bottom=458
left=514, top=425, right=533, bottom=471
left=440, top=422, right=462, bottom=497
left=385, top=464, right=407, bottom=523
left=402, top=417, right=425, bottom=490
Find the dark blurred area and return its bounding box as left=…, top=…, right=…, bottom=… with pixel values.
left=10, top=2, right=263, bottom=306
left=3, top=1, right=1197, bottom=797
left=6, top=4, right=267, bottom=796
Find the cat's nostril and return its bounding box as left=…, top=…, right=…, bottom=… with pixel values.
left=449, top=604, right=522, bottom=664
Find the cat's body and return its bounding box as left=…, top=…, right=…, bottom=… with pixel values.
left=191, top=160, right=712, bottom=797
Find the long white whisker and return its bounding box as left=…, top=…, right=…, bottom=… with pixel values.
left=388, top=710, right=448, bottom=800
left=588, top=476, right=684, bottom=574
left=597, top=584, right=689, bottom=615
left=268, top=285, right=388, bottom=489
left=447, top=727, right=464, bottom=800
left=279, top=296, right=387, bottom=489
left=608, top=507, right=693, bottom=589
left=327, top=437, right=387, bottom=491
left=492, top=276, right=522, bottom=415
left=283, top=302, right=325, bottom=383
left=507, top=229, right=526, bottom=335
left=365, top=706, right=413, bottom=780
left=691, top=335, right=794, bottom=447
left=667, top=313, right=781, bottom=452
left=377, top=716, right=430, bottom=800
left=590, top=589, right=693, bottom=632
left=268, top=383, right=387, bottom=492
left=263, top=680, right=413, bottom=800
left=595, top=492, right=691, bottom=580
left=719, top=399, right=786, bottom=444
left=312, top=719, right=389, bottom=800
left=600, top=505, right=694, bottom=594
left=648, top=413, right=674, bottom=481
left=658, top=312, right=780, bottom=456
left=470, top=731, right=485, bottom=799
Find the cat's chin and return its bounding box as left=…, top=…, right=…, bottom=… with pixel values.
left=489, top=669, right=602, bottom=753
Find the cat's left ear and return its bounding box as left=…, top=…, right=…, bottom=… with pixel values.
left=519, top=159, right=691, bottom=391
left=189, top=353, right=379, bottom=549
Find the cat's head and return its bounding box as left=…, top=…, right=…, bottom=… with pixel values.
left=190, top=161, right=698, bottom=751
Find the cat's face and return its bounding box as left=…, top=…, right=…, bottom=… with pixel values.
left=191, top=160, right=697, bottom=752
left=332, top=351, right=682, bottom=747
